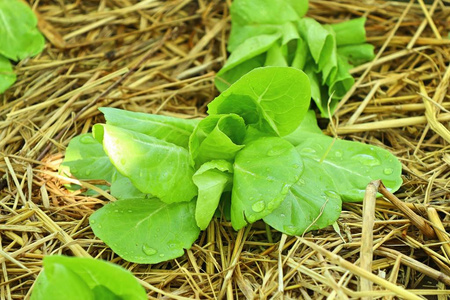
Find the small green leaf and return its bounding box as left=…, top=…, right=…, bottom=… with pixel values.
left=90, top=198, right=200, bottom=264
left=100, top=107, right=199, bottom=149
left=231, top=137, right=303, bottom=230
left=60, top=133, right=116, bottom=193
left=193, top=160, right=233, bottom=230
left=216, top=34, right=280, bottom=92
left=296, top=134, right=402, bottom=202
left=331, top=17, right=367, bottom=46
left=110, top=173, right=147, bottom=200
left=189, top=114, right=245, bottom=167
left=0, top=55, right=16, bottom=94
left=210, top=67, right=311, bottom=137
left=0, top=0, right=45, bottom=61
left=264, top=157, right=342, bottom=235
left=101, top=124, right=197, bottom=203
left=31, top=256, right=146, bottom=300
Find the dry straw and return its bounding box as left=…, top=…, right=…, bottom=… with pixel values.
left=1, top=0, right=449, bottom=298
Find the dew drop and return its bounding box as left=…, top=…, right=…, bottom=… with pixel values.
left=159, top=254, right=165, bottom=258
left=97, top=224, right=102, bottom=229
left=90, top=220, right=96, bottom=224
left=85, top=170, right=92, bottom=176
left=297, top=178, right=305, bottom=185
left=335, top=150, right=343, bottom=158
left=383, top=168, right=393, bottom=175
left=299, top=147, right=316, bottom=154
left=280, top=213, right=286, bottom=218
left=324, top=190, right=339, bottom=199
left=283, top=225, right=297, bottom=235
left=292, top=164, right=300, bottom=169
left=351, top=154, right=381, bottom=166
left=142, top=244, right=157, bottom=256
left=281, top=184, right=290, bottom=195
left=252, top=201, right=265, bottom=213
left=114, top=209, right=119, bottom=213
left=120, top=158, right=126, bottom=165
left=247, top=215, right=257, bottom=223
left=139, top=170, right=144, bottom=177
left=267, top=145, right=288, bottom=157
left=128, top=210, right=133, bottom=213
left=267, top=200, right=276, bottom=210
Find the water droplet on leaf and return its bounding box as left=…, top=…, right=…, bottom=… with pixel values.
left=335, top=150, right=343, bottom=158
left=383, top=168, right=393, bottom=175
left=247, top=214, right=256, bottom=223
left=267, top=145, right=288, bottom=157
left=324, top=190, right=339, bottom=199
left=281, top=184, right=290, bottom=195
left=252, top=201, right=265, bottom=213
left=85, top=170, right=91, bottom=176
left=351, top=154, right=381, bottom=166
left=299, top=147, right=316, bottom=154
left=120, top=158, right=126, bottom=165
left=142, top=244, right=157, bottom=256
left=283, top=225, right=297, bottom=235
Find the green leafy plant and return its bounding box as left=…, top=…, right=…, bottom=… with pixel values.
left=0, top=0, right=45, bottom=93
left=31, top=256, right=146, bottom=300
left=60, top=66, right=402, bottom=264
left=215, top=0, right=375, bottom=116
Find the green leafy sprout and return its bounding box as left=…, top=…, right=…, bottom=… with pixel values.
left=60, top=66, right=402, bottom=264
left=215, top=0, right=375, bottom=117
left=30, top=256, right=146, bottom=300
left=0, top=0, right=45, bottom=93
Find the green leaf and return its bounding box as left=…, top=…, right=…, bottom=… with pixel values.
left=296, top=134, right=403, bottom=202
left=330, top=17, right=367, bottom=46
left=264, top=157, right=342, bottom=235
left=100, top=107, right=199, bottom=149
left=60, top=133, right=116, bottom=193
left=193, top=160, right=233, bottom=230
left=264, top=42, right=288, bottom=66
left=0, top=55, right=16, bottom=93
left=110, top=173, right=147, bottom=200
left=31, top=256, right=146, bottom=300
left=231, top=137, right=303, bottom=230
left=337, top=44, right=375, bottom=66
left=101, top=124, right=197, bottom=203
left=283, top=110, right=323, bottom=145
left=231, top=0, right=307, bottom=27
left=216, top=34, right=280, bottom=92
left=0, top=0, right=45, bottom=61
left=90, top=198, right=200, bottom=264
left=189, top=114, right=245, bottom=167
left=209, top=67, right=311, bottom=137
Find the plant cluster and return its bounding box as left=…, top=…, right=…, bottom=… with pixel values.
left=0, top=0, right=45, bottom=93
left=61, top=67, right=402, bottom=264
left=215, top=0, right=375, bottom=116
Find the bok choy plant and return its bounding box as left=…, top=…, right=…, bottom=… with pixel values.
left=60, top=67, right=402, bottom=264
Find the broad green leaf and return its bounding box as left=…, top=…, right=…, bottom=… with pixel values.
left=189, top=114, right=245, bottom=167
left=90, top=198, right=200, bottom=264
left=331, top=17, right=367, bottom=46
left=228, top=24, right=280, bottom=53
left=101, top=124, right=197, bottom=203
left=193, top=160, right=233, bottom=230
left=264, top=157, right=342, bottom=235
left=291, top=37, right=308, bottom=70
left=60, top=133, right=116, bottom=193
left=0, top=0, right=45, bottom=61
left=296, top=135, right=402, bottom=202
left=31, top=262, right=93, bottom=300
left=231, top=137, right=303, bottom=230
left=216, top=34, right=280, bottom=92
left=210, top=67, right=311, bottom=137
left=100, top=107, right=199, bottom=149
left=31, top=256, right=146, bottom=300
left=0, top=55, right=16, bottom=93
